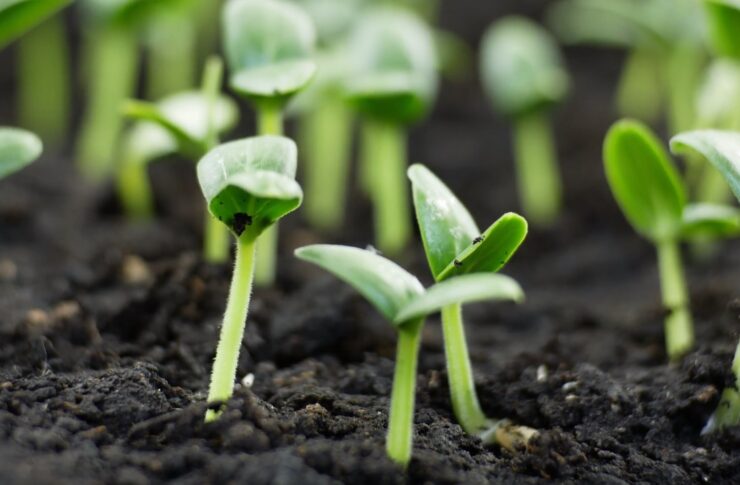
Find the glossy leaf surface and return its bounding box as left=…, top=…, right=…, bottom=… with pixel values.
left=604, top=120, right=686, bottom=242
left=0, top=127, right=42, bottom=179
left=671, top=130, right=740, bottom=202
left=197, top=136, right=302, bottom=239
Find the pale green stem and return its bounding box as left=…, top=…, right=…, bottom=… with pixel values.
left=146, top=11, right=196, bottom=99
left=386, top=318, right=423, bottom=467
left=17, top=16, right=70, bottom=147
left=665, top=42, right=704, bottom=135
left=116, top=154, right=154, bottom=220
left=440, top=304, right=489, bottom=434
left=363, top=119, right=410, bottom=255
left=359, top=116, right=377, bottom=195
left=302, top=97, right=353, bottom=233
left=76, top=26, right=138, bottom=180
left=656, top=240, right=693, bottom=361
left=616, top=47, right=663, bottom=123
left=205, top=236, right=257, bottom=422
left=254, top=104, right=284, bottom=286
left=512, top=111, right=562, bottom=227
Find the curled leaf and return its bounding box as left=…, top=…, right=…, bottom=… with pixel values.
left=0, top=127, right=42, bottom=179
left=680, top=203, right=740, bottom=238
left=670, top=130, right=740, bottom=202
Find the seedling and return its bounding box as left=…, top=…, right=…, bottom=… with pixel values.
left=604, top=120, right=740, bottom=361
left=199, top=135, right=302, bottom=422
left=0, top=127, right=42, bottom=179
left=670, top=129, right=740, bottom=431
left=480, top=17, right=569, bottom=227
left=295, top=244, right=524, bottom=467
left=222, top=0, right=317, bottom=285
left=702, top=0, right=740, bottom=60
left=344, top=5, right=438, bottom=255
left=408, top=163, right=534, bottom=445
left=121, top=57, right=238, bottom=262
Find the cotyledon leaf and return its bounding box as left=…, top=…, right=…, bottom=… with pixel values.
left=671, top=130, right=740, bottom=202
left=0, top=127, right=42, bottom=179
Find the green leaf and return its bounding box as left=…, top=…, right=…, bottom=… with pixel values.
left=121, top=122, right=176, bottom=163
left=0, top=0, right=70, bottom=49
left=0, top=127, right=42, bottom=179
left=408, top=163, right=479, bottom=279
left=124, top=91, right=239, bottom=159
left=703, top=0, right=740, bottom=59
left=344, top=6, right=438, bottom=124
left=603, top=119, right=686, bottom=242
left=289, top=0, right=365, bottom=44
left=480, top=16, right=569, bottom=117
left=197, top=136, right=303, bottom=239
left=695, top=60, right=740, bottom=129
left=670, top=130, right=740, bottom=202
left=394, top=273, right=523, bottom=324
left=82, top=0, right=186, bottom=28
left=295, top=244, right=424, bottom=322
left=223, top=0, right=317, bottom=103
left=679, top=203, right=740, bottom=238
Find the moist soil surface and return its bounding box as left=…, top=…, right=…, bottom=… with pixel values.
left=2, top=1, right=740, bottom=484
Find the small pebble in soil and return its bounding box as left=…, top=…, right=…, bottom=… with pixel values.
left=241, top=373, right=255, bottom=388
left=120, top=255, right=154, bottom=286
left=0, top=258, right=18, bottom=281
left=537, top=365, right=548, bottom=382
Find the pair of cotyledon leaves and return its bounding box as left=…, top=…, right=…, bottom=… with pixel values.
left=604, top=120, right=740, bottom=243
left=0, top=127, right=42, bottom=180
left=296, top=165, right=527, bottom=327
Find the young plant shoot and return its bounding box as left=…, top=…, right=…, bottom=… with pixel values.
left=122, top=57, right=238, bottom=262
left=670, top=129, right=740, bottom=431
left=0, top=127, right=42, bottom=180
left=198, top=135, right=302, bottom=422
left=408, top=164, right=536, bottom=448
left=344, top=6, right=438, bottom=255
left=222, top=0, right=316, bottom=286
left=604, top=120, right=740, bottom=361
left=480, top=17, right=569, bottom=227
left=295, top=244, right=524, bottom=467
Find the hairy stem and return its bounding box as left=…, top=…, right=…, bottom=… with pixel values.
left=18, top=16, right=70, bottom=147
left=656, top=240, right=693, bottom=361
left=302, top=96, right=353, bottom=233
left=364, top=119, right=410, bottom=255
left=76, top=26, right=138, bottom=180
left=512, top=111, right=562, bottom=226
left=441, top=304, right=489, bottom=434
left=205, top=236, right=257, bottom=421
left=386, top=318, right=423, bottom=467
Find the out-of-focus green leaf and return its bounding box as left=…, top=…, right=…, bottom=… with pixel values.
left=0, top=127, right=42, bottom=179
left=295, top=244, right=424, bottom=322
left=604, top=120, right=686, bottom=242
left=344, top=5, right=437, bottom=124
left=223, top=0, right=316, bottom=104
left=696, top=60, right=740, bottom=129
left=82, top=0, right=189, bottom=28
left=679, top=203, right=740, bottom=238
left=671, top=130, right=740, bottom=201
left=288, top=0, right=365, bottom=44
left=394, top=273, right=523, bottom=324
left=0, top=0, right=70, bottom=49
left=197, top=136, right=302, bottom=239
left=703, top=0, right=740, bottom=59
left=480, top=16, right=569, bottom=117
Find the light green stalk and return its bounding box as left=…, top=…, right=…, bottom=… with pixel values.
left=657, top=239, right=693, bottom=361
left=18, top=16, right=70, bottom=147
left=302, top=97, right=353, bottom=233
left=76, top=26, right=139, bottom=180
left=146, top=11, right=197, bottom=99
left=386, top=318, right=423, bottom=467
left=512, top=111, right=562, bottom=226
left=205, top=235, right=257, bottom=422
left=116, top=152, right=154, bottom=220
left=616, top=47, right=663, bottom=123
left=254, top=104, right=283, bottom=286
left=363, top=119, right=410, bottom=255
left=665, top=42, right=704, bottom=135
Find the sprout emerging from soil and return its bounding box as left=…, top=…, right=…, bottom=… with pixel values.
left=408, top=164, right=536, bottom=447
left=344, top=6, right=438, bottom=255
left=0, top=127, right=42, bottom=179
left=480, top=16, right=569, bottom=227
left=604, top=120, right=740, bottom=361
left=122, top=57, right=239, bottom=262
left=223, top=0, right=317, bottom=286
left=295, top=244, right=524, bottom=467
left=198, top=136, right=302, bottom=422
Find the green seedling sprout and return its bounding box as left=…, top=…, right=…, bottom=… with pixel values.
left=121, top=57, right=239, bottom=262
left=604, top=120, right=740, bottom=361
left=547, top=0, right=705, bottom=133
left=0, top=127, right=42, bottom=179
left=408, top=164, right=537, bottom=448
left=199, top=135, right=302, bottom=422
left=480, top=17, right=569, bottom=227
left=344, top=6, right=438, bottom=255
left=223, top=0, right=317, bottom=286
left=295, top=244, right=523, bottom=467
left=669, top=129, right=740, bottom=431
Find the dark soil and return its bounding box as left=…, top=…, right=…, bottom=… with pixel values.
left=2, top=1, right=740, bottom=483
